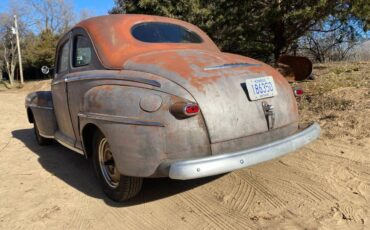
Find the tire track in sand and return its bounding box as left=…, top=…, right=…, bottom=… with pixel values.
left=179, top=190, right=256, bottom=229
left=222, top=173, right=256, bottom=213
left=235, top=171, right=286, bottom=209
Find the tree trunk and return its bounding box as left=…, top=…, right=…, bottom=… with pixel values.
left=273, top=23, right=286, bottom=62
left=8, top=64, right=15, bottom=86
left=273, top=0, right=286, bottom=62
left=4, top=59, right=16, bottom=87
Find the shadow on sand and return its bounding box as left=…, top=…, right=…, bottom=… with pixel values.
left=12, top=128, right=221, bottom=207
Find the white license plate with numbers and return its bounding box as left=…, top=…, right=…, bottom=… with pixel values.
left=245, top=76, right=277, bottom=100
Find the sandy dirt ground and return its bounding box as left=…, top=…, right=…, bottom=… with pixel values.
left=0, top=63, right=369, bottom=229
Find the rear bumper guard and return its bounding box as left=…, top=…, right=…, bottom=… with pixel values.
left=165, top=123, right=320, bottom=180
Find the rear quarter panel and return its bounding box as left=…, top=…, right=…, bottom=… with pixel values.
left=66, top=70, right=211, bottom=177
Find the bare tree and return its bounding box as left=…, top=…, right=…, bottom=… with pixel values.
left=0, top=2, right=30, bottom=87
left=298, top=20, right=359, bottom=63
left=27, top=0, right=75, bottom=34
left=349, top=40, right=370, bottom=61
left=0, top=14, right=18, bottom=87
left=0, top=48, right=4, bottom=81
left=79, top=9, right=94, bottom=22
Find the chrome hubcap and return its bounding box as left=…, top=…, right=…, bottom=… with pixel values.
left=98, top=138, right=120, bottom=188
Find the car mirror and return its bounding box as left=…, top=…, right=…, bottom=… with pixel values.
left=41, top=66, right=50, bottom=75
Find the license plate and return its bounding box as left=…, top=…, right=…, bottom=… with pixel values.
left=245, top=76, right=277, bottom=101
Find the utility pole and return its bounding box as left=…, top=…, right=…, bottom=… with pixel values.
left=13, top=15, right=24, bottom=86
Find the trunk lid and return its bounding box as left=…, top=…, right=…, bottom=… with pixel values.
left=124, top=49, right=298, bottom=143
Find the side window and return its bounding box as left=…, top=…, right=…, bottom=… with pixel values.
left=73, top=36, right=92, bottom=67
left=57, top=40, right=70, bottom=73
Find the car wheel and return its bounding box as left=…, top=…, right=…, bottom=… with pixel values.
left=34, top=121, right=52, bottom=145
left=92, top=130, right=143, bottom=202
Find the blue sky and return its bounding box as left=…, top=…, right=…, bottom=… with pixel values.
left=74, top=0, right=115, bottom=16
left=0, top=0, right=115, bottom=34
left=0, top=0, right=115, bottom=17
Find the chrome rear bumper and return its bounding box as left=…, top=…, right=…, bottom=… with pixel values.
left=166, top=123, right=320, bottom=180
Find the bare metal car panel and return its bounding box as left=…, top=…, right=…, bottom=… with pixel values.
left=124, top=49, right=298, bottom=143
left=64, top=70, right=210, bottom=176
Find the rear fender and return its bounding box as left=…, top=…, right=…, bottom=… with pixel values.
left=79, top=84, right=210, bottom=177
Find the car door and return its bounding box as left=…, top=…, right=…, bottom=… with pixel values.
left=65, top=28, right=104, bottom=150
left=51, top=33, right=77, bottom=147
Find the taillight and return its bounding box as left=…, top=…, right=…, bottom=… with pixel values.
left=170, top=102, right=200, bottom=118
left=293, top=87, right=304, bottom=97
left=184, top=104, right=200, bottom=115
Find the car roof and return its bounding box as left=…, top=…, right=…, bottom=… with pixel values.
left=75, top=14, right=220, bottom=69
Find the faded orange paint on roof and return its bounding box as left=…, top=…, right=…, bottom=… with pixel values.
left=76, top=14, right=220, bottom=69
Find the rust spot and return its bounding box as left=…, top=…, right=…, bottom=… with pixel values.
left=124, top=50, right=280, bottom=92
left=99, top=85, right=113, bottom=91
left=74, top=15, right=293, bottom=94
left=75, top=15, right=220, bottom=69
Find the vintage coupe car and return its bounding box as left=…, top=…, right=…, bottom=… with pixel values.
left=25, top=15, right=320, bottom=201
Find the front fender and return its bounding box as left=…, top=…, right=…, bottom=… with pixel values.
left=25, top=91, right=57, bottom=138
left=25, top=91, right=54, bottom=109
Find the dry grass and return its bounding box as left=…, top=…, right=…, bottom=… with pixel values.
left=0, top=79, right=51, bottom=92
left=297, top=61, right=370, bottom=139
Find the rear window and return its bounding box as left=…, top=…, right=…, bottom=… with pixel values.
left=131, top=22, right=203, bottom=43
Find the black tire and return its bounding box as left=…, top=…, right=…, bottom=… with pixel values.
left=34, top=121, right=52, bottom=145
left=92, top=130, right=143, bottom=202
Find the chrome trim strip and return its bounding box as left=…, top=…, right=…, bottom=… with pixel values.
left=204, top=63, right=261, bottom=71
left=39, top=133, right=55, bottom=139
left=28, top=105, right=53, bottom=110
left=167, top=123, right=321, bottom=180
left=55, top=137, right=84, bottom=155
left=51, top=79, right=64, bottom=85
left=78, top=112, right=164, bottom=127
left=65, top=75, right=161, bottom=88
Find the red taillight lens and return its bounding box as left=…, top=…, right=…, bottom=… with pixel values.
left=294, top=88, right=304, bottom=97
left=170, top=102, right=200, bottom=118
left=184, top=104, right=200, bottom=115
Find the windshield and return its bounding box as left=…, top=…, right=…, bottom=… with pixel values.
left=131, top=22, right=203, bottom=43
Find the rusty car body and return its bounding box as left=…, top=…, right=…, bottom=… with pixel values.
left=25, top=15, right=320, bottom=201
